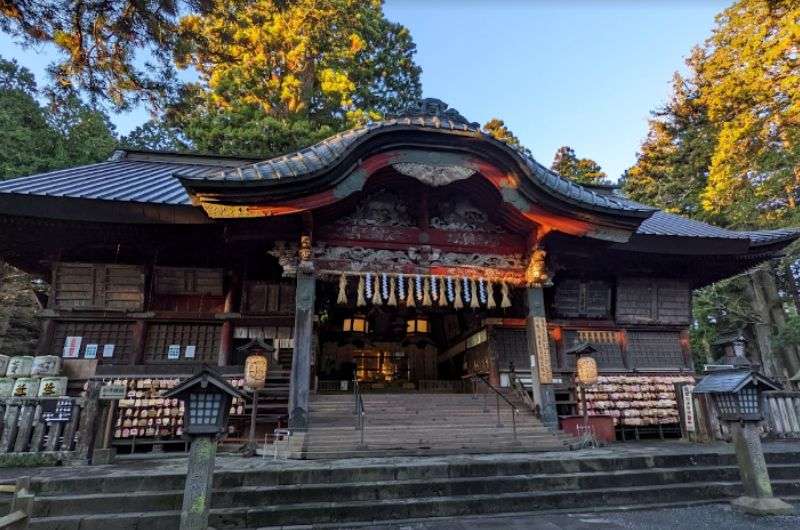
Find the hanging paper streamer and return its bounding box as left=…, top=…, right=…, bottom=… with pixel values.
left=446, top=277, right=455, bottom=303
left=372, top=275, right=382, bottom=304
left=357, top=276, right=366, bottom=306
left=381, top=274, right=389, bottom=300
left=454, top=278, right=464, bottom=309
left=337, top=274, right=348, bottom=305
left=388, top=276, right=398, bottom=306
left=478, top=280, right=487, bottom=305
left=365, top=273, right=373, bottom=300
left=398, top=275, right=406, bottom=301
left=422, top=277, right=432, bottom=306
left=462, top=278, right=471, bottom=304
left=501, top=281, right=511, bottom=308
left=470, top=279, right=480, bottom=309
left=486, top=281, right=497, bottom=309
left=414, top=275, right=423, bottom=303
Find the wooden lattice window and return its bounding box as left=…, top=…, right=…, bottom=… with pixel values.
left=51, top=321, right=133, bottom=363
left=53, top=262, right=144, bottom=311
left=154, top=267, right=223, bottom=296
left=242, top=281, right=296, bottom=314
left=626, top=331, right=685, bottom=369
left=553, top=279, right=611, bottom=319
left=616, top=278, right=690, bottom=325
left=144, top=323, right=221, bottom=363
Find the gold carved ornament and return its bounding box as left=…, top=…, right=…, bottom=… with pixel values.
left=576, top=356, right=598, bottom=386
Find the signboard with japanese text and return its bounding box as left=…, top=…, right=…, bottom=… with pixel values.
left=102, top=344, right=115, bottom=358
left=84, top=344, right=98, bottom=359
left=63, top=336, right=82, bottom=358
left=41, top=398, right=74, bottom=422
left=167, top=345, right=181, bottom=360
left=99, top=384, right=127, bottom=400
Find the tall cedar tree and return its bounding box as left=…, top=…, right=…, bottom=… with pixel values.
left=623, top=0, right=800, bottom=372
left=551, top=146, right=608, bottom=185
left=0, top=56, right=116, bottom=179
left=169, top=0, right=422, bottom=157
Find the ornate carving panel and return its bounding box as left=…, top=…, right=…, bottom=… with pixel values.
left=430, top=198, right=504, bottom=233
left=334, top=188, right=414, bottom=228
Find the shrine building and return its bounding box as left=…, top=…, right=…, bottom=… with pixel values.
left=0, top=98, right=797, bottom=453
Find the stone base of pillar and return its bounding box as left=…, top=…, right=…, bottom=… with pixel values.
left=540, top=385, right=558, bottom=429
left=289, top=408, right=308, bottom=431
left=92, top=448, right=116, bottom=465
left=731, top=495, right=793, bottom=516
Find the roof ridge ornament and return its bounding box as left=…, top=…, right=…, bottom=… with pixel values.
left=394, top=98, right=479, bottom=128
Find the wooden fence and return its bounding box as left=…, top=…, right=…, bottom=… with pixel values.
left=0, top=397, right=84, bottom=455
left=764, top=391, right=800, bottom=438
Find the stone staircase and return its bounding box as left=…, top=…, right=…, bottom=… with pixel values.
left=302, top=391, right=573, bottom=459
left=15, top=448, right=800, bottom=528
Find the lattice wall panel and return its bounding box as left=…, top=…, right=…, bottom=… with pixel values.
left=144, top=323, right=221, bottom=363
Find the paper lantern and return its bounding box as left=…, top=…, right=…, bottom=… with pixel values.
left=576, top=356, right=598, bottom=386
left=244, top=355, right=268, bottom=390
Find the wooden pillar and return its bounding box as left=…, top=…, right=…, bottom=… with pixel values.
left=289, top=263, right=315, bottom=431
left=12, top=404, right=35, bottom=453
left=0, top=404, right=20, bottom=453
left=525, top=286, right=558, bottom=428
left=35, top=318, right=55, bottom=356
left=218, top=321, right=233, bottom=367
left=129, top=320, right=147, bottom=365
left=74, top=382, right=101, bottom=463
left=218, top=272, right=238, bottom=367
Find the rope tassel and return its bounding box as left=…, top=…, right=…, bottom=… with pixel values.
left=470, top=279, right=480, bottom=309
left=388, top=276, right=397, bottom=306
left=372, top=275, right=382, bottom=305
left=356, top=276, right=366, bottom=306
left=501, top=282, right=511, bottom=308
left=337, top=274, right=348, bottom=305
left=438, top=277, right=448, bottom=306
left=487, top=282, right=497, bottom=309
left=454, top=278, right=463, bottom=309
left=422, top=277, right=432, bottom=306
left=406, top=277, right=416, bottom=307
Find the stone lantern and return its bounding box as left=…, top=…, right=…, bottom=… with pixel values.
left=165, top=366, right=245, bottom=530
left=694, top=366, right=791, bottom=515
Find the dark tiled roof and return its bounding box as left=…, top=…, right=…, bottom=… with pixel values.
left=0, top=151, right=254, bottom=205
left=0, top=148, right=797, bottom=248
left=694, top=369, right=781, bottom=393
left=185, top=115, right=653, bottom=215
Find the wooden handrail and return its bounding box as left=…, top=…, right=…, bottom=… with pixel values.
left=0, top=510, right=27, bottom=529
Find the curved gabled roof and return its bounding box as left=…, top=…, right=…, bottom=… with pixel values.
left=179, top=99, right=655, bottom=219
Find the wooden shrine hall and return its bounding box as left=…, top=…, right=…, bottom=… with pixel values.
left=0, top=98, right=798, bottom=452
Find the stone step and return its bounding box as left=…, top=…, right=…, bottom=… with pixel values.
left=30, top=450, right=799, bottom=498
left=32, top=463, right=800, bottom=518
left=26, top=477, right=800, bottom=529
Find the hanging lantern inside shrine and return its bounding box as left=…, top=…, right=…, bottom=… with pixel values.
left=406, top=316, right=430, bottom=334
left=343, top=315, right=369, bottom=333
left=244, top=355, right=268, bottom=390
left=575, top=356, right=598, bottom=386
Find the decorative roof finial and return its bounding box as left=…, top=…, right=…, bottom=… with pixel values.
left=395, top=98, right=478, bottom=127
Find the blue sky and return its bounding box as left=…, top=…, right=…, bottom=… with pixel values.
left=1, top=0, right=729, bottom=180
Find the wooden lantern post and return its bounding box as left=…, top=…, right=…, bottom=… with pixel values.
left=238, top=338, right=273, bottom=456
left=165, top=366, right=245, bottom=530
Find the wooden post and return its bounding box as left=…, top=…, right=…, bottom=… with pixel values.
left=218, top=321, right=233, bottom=367
left=44, top=423, right=61, bottom=452
left=35, top=319, right=55, bottom=356
left=29, top=405, right=45, bottom=453
left=12, top=404, right=35, bottom=453
left=525, top=286, right=558, bottom=428
left=289, top=263, right=315, bottom=431
left=74, top=382, right=101, bottom=463
left=180, top=435, right=217, bottom=530
left=0, top=404, right=20, bottom=453
left=129, top=320, right=147, bottom=365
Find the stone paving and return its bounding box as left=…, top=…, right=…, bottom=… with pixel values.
left=345, top=502, right=800, bottom=530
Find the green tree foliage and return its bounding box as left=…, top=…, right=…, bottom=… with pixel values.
left=0, top=0, right=194, bottom=110
left=121, top=120, right=189, bottom=152
left=0, top=56, right=116, bottom=180
left=697, top=0, right=800, bottom=227
left=624, top=0, right=800, bottom=374
left=169, top=0, right=421, bottom=157
left=551, top=146, right=608, bottom=185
